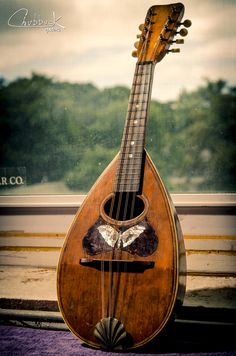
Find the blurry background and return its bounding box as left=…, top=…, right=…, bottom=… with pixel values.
left=0, top=0, right=235, bottom=194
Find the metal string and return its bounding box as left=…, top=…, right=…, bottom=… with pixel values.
left=100, top=25, right=154, bottom=320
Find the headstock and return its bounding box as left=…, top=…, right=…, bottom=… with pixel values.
left=132, top=3, right=191, bottom=63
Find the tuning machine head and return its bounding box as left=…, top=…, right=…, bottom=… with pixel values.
left=175, top=19, right=192, bottom=37
left=166, top=17, right=191, bottom=55
left=139, top=23, right=147, bottom=32
left=177, top=28, right=188, bottom=37
left=180, top=19, right=192, bottom=28
left=172, top=38, right=184, bottom=44
left=167, top=48, right=181, bottom=54
left=133, top=22, right=150, bottom=57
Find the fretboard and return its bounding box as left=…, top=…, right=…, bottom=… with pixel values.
left=114, top=62, right=154, bottom=192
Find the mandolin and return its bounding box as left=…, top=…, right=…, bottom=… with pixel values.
left=57, top=3, right=190, bottom=351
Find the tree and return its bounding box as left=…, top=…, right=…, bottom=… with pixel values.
left=1, top=75, right=235, bottom=193
left=171, top=80, right=236, bottom=191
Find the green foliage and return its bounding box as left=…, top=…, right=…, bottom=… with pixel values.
left=168, top=80, right=236, bottom=191
left=64, top=145, right=117, bottom=191
left=0, top=74, right=235, bottom=193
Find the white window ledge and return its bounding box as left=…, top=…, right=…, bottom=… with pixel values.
left=0, top=193, right=235, bottom=208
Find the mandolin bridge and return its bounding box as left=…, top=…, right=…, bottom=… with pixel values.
left=80, top=258, right=154, bottom=273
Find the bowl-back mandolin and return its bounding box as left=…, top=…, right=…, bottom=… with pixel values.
left=57, top=2, right=190, bottom=350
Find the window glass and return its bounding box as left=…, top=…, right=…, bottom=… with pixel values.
left=0, top=1, right=235, bottom=195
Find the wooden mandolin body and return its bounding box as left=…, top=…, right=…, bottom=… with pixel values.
left=57, top=150, right=186, bottom=350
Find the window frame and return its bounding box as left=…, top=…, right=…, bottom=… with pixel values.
left=0, top=193, right=235, bottom=215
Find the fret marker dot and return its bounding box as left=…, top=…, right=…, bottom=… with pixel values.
left=129, top=154, right=133, bottom=158
left=135, top=104, right=139, bottom=108
left=134, top=120, right=138, bottom=124
left=131, top=141, right=135, bottom=145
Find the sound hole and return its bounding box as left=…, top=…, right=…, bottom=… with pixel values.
left=103, top=192, right=145, bottom=222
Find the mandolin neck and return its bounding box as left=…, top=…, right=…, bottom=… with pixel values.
left=114, top=62, right=155, bottom=193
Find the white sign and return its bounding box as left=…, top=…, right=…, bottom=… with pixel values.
left=0, top=167, right=26, bottom=188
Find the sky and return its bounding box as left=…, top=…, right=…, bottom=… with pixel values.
left=0, top=0, right=236, bottom=101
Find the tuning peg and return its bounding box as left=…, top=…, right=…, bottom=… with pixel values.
left=139, top=24, right=145, bottom=31
left=167, top=16, right=174, bottom=24
left=167, top=48, right=180, bottom=53
left=172, top=39, right=184, bottom=44
left=164, top=25, right=171, bottom=32
left=145, top=18, right=155, bottom=25
left=180, top=19, right=192, bottom=28
left=160, top=34, right=168, bottom=42
left=132, top=50, right=138, bottom=57
left=176, top=28, right=188, bottom=37
left=136, top=34, right=146, bottom=41
left=134, top=41, right=139, bottom=49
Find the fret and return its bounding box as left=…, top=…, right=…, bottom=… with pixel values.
left=128, top=94, right=149, bottom=103
left=116, top=170, right=141, bottom=177
left=119, top=150, right=143, bottom=156
left=130, top=91, right=149, bottom=97
left=125, top=116, right=146, bottom=122
left=133, top=71, right=148, bottom=77
left=117, top=181, right=141, bottom=186
left=118, top=161, right=142, bottom=167
left=127, top=108, right=147, bottom=112
left=116, top=177, right=141, bottom=184
left=120, top=138, right=145, bottom=145
left=115, top=170, right=142, bottom=177
left=127, top=117, right=146, bottom=121
left=121, top=142, right=145, bottom=149
left=117, top=162, right=142, bottom=169
left=122, top=132, right=145, bottom=138
left=122, top=130, right=145, bottom=136
left=124, top=123, right=146, bottom=127
left=132, top=82, right=150, bottom=87
left=119, top=152, right=142, bottom=158
left=119, top=149, right=144, bottom=156
left=121, top=135, right=145, bottom=142
left=116, top=173, right=141, bottom=181
left=116, top=173, right=142, bottom=181
left=128, top=99, right=148, bottom=105
left=133, top=71, right=151, bottom=78
left=121, top=137, right=145, bottom=144
left=127, top=103, right=148, bottom=109
left=116, top=171, right=141, bottom=178
left=120, top=143, right=144, bottom=149
left=117, top=159, right=142, bottom=166
left=119, top=158, right=143, bottom=163
left=116, top=185, right=140, bottom=192
left=129, top=99, right=149, bottom=106
left=118, top=157, right=142, bottom=163
left=120, top=140, right=144, bottom=147
left=127, top=114, right=146, bottom=119
left=117, top=176, right=141, bottom=181
left=134, top=68, right=150, bottom=75
left=118, top=159, right=142, bottom=166
left=116, top=176, right=141, bottom=182
left=122, top=131, right=145, bottom=138
left=125, top=115, right=146, bottom=120
left=117, top=181, right=141, bottom=187
left=121, top=135, right=145, bottom=141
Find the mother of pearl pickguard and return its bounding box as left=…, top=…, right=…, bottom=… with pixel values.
left=83, top=218, right=158, bottom=257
